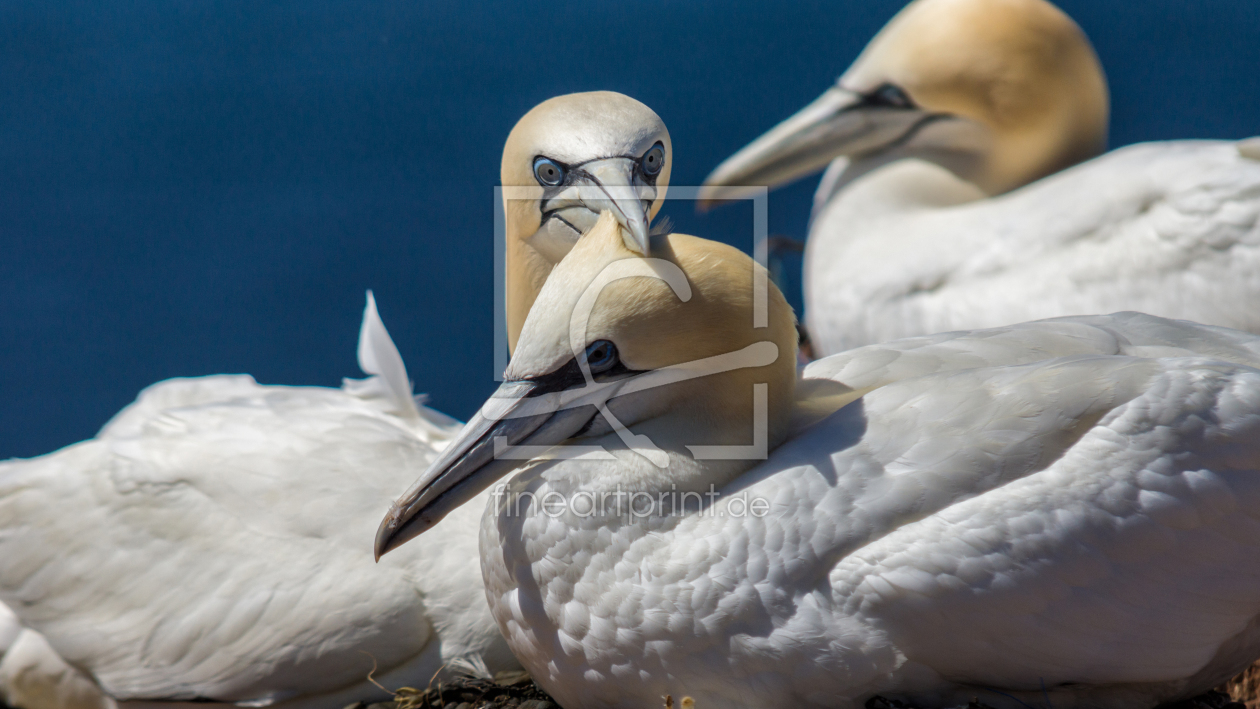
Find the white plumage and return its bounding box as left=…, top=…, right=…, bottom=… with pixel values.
left=378, top=214, right=1260, bottom=709
left=699, top=0, right=1260, bottom=357
left=806, top=141, right=1260, bottom=353
left=0, top=618, right=114, bottom=709
left=0, top=293, right=517, bottom=709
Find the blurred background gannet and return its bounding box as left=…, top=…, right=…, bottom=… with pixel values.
left=0, top=91, right=672, bottom=709
left=378, top=212, right=1260, bottom=709
left=698, top=0, right=1260, bottom=357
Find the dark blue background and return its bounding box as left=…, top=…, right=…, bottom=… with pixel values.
left=3, top=0, right=1258, bottom=459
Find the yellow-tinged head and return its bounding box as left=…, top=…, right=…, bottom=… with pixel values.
left=513, top=213, right=791, bottom=386
left=847, top=0, right=1108, bottom=190
left=700, top=0, right=1108, bottom=201
left=502, top=92, right=672, bottom=351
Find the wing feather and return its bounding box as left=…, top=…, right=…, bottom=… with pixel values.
left=600, top=317, right=1260, bottom=700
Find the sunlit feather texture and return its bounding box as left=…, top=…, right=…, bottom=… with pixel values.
left=0, top=294, right=515, bottom=709
left=809, top=142, right=1260, bottom=354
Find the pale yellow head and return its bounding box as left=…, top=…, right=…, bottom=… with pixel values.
left=845, top=0, right=1108, bottom=191
left=502, top=92, right=672, bottom=351
left=700, top=0, right=1109, bottom=201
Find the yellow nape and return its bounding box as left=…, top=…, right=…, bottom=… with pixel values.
left=846, top=0, right=1108, bottom=193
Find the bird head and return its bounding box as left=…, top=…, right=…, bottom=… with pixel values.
left=377, top=212, right=798, bottom=557
left=503, top=91, right=672, bottom=350
left=698, top=0, right=1108, bottom=201
left=503, top=91, right=671, bottom=261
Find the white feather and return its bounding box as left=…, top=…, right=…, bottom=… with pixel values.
left=343, top=291, right=420, bottom=420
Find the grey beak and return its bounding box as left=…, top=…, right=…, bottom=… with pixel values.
left=374, top=379, right=595, bottom=559
left=697, top=86, right=930, bottom=209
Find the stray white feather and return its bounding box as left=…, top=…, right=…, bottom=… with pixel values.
left=343, top=290, right=420, bottom=419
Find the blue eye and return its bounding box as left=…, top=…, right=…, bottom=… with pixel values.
left=534, top=157, right=565, bottom=186
left=584, top=340, right=619, bottom=374
left=641, top=143, right=664, bottom=176
left=865, top=83, right=914, bottom=109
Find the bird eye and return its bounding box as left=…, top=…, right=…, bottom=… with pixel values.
left=641, top=143, right=665, bottom=176
left=534, top=157, right=565, bottom=186
left=865, top=83, right=914, bottom=109
left=584, top=340, right=619, bottom=374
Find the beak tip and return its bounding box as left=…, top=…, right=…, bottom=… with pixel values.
left=373, top=528, right=391, bottom=562
left=374, top=512, right=403, bottom=561
left=624, top=220, right=650, bottom=256
left=375, top=505, right=442, bottom=560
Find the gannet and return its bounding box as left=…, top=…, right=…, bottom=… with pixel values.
left=0, top=293, right=519, bottom=709
left=378, top=211, right=1260, bottom=709
left=698, top=0, right=1260, bottom=357
left=0, top=91, right=673, bottom=709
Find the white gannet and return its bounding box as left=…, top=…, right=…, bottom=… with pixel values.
left=0, top=91, right=673, bottom=709
left=698, top=0, right=1260, bottom=357
left=0, top=293, right=515, bottom=709
left=377, top=211, right=1260, bottom=709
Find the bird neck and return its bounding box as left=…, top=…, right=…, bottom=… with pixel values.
left=806, top=158, right=989, bottom=308
left=814, top=156, right=988, bottom=222
left=505, top=233, right=552, bottom=355
left=504, top=190, right=562, bottom=354
left=980, top=112, right=1107, bottom=195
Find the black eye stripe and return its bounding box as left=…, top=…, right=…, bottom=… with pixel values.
left=532, top=146, right=665, bottom=209
left=520, top=357, right=587, bottom=397
left=532, top=150, right=664, bottom=182
left=516, top=342, right=641, bottom=396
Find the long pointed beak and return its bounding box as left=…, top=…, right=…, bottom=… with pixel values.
left=697, top=87, right=930, bottom=208
left=374, top=377, right=613, bottom=559
left=375, top=339, right=785, bottom=559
